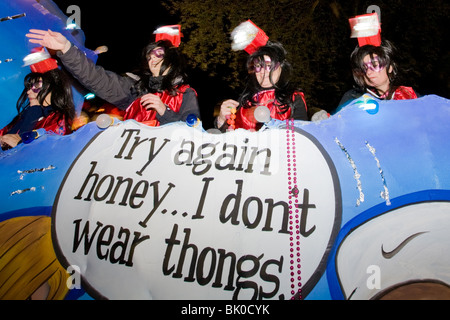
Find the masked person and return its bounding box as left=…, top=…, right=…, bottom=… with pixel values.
left=26, top=26, right=200, bottom=127
left=338, top=13, right=418, bottom=108
left=215, top=21, right=309, bottom=132
left=0, top=49, right=75, bottom=150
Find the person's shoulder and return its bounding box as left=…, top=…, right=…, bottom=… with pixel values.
left=396, top=86, right=419, bottom=99
left=343, top=87, right=364, bottom=97
left=178, top=84, right=197, bottom=95
left=339, top=87, right=364, bottom=106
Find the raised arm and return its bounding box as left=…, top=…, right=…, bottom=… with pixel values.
left=26, top=29, right=72, bottom=53
left=26, top=29, right=136, bottom=109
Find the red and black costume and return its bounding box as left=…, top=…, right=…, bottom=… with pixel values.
left=123, top=84, right=197, bottom=127
left=0, top=105, right=72, bottom=137
left=338, top=86, right=418, bottom=108
left=217, top=88, right=308, bottom=132
left=383, top=86, right=418, bottom=100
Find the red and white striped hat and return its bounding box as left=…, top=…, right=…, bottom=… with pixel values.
left=153, top=25, right=183, bottom=47
left=23, top=47, right=58, bottom=73
left=230, top=20, right=269, bottom=54
left=348, top=12, right=381, bottom=47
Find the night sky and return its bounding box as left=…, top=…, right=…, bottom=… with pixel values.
left=53, top=0, right=175, bottom=74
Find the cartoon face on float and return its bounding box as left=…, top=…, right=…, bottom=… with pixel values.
left=330, top=194, right=450, bottom=300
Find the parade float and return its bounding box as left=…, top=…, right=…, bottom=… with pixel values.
left=1, top=0, right=449, bottom=300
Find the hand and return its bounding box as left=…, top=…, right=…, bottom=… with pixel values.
left=311, top=109, right=330, bottom=122
left=0, top=134, right=22, bottom=149
left=140, top=94, right=166, bottom=116
left=217, top=99, right=239, bottom=127
left=26, top=29, right=71, bottom=54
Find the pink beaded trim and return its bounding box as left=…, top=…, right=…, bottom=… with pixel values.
left=286, top=118, right=302, bottom=300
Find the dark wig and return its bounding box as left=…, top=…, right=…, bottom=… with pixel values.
left=133, top=40, right=188, bottom=97
left=350, top=40, right=399, bottom=96
left=239, top=41, right=297, bottom=114
left=16, top=69, right=75, bottom=124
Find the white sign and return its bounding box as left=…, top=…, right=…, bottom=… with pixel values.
left=52, top=121, right=341, bottom=300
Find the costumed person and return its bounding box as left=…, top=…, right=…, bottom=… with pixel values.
left=338, top=12, right=418, bottom=108
left=0, top=48, right=75, bottom=150
left=26, top=26, right=200, bottom=127
left=214, top=20, right=309, bottom=132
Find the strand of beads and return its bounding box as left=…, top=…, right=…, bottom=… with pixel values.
left=227, top=108, right=236, bottom=130
left=286, top=117, right=302, bottom=300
